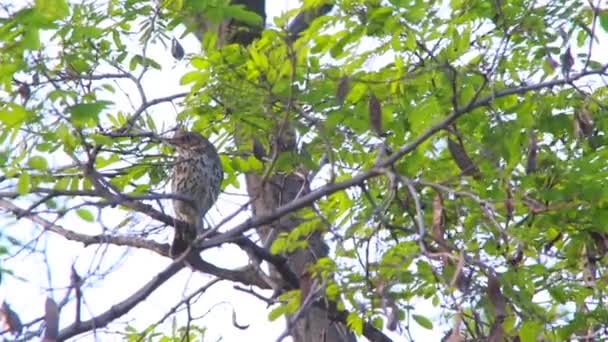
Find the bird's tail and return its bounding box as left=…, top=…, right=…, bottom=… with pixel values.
left=170, top=215, right=202, bottom=258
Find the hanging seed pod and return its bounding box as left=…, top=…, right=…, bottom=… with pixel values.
left=17, top=83, right=30, bottom=102
left=41, top=297, right=59, bottom=342
left=368, top=94, right=383, bottom=136
left=252, top=137, right=266, bottom=161
left=504, top=181, right=514, bottom=221
left=561, top=46, right=574, bottom=77
left=575, top=106, right=594, bottom=139
left=431, top=193, right=447, bottom=256
left=336, top=76, right=350, bottom=105
left=447, top=138, right=480, bottom=179
left=526, top=130, right=538, bottom=174
left=171, top=37, right=185, bottom=60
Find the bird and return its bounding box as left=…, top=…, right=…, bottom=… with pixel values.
left=165, top=130, right=223, bottom=257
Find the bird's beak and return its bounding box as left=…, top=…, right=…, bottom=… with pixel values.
left=161, top=136, right=177, bottom=145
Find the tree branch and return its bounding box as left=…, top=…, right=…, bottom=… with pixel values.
left=200, top=64, right=608, bottom=249
left=0, top=199, right=270, bottom=288
left=56, top=257, right=186, bottom=340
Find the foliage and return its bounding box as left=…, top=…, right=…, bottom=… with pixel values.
left=1, top=0, right=608, bottom=340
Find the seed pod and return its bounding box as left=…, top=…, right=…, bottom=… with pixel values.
left=42, top=297, right=59, bottom=342
left=17, top=84, right=30, bottom=102
left=505, top=181, right=514, bottom=220
left=561, top=46, right=574, bottom=77
left=252, top=137, right=266, bottom=161
left=431, top=193, right=446, bottom=257
left=336, top=76, right=350, bottom=105
left=171, top=37, right=185, bottom=60
left=526, top=131, right=537, bottom=174
left=447, top=138, right=480, bottom=179
left=575, top=106, right=593, bottom=139
left=368, top=94, right=382, bottom=136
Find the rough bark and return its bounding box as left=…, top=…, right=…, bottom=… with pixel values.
left=182, top=1, right=355, bottom=341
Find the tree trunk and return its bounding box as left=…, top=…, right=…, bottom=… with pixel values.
left=182, top=2, right=354, bottom=341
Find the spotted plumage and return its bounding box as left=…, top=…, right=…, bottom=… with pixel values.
left=166, top=130, right=223, bottom=257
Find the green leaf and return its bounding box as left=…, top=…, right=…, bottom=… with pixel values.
left=68, top=101, right=111, bottom=126
left=346, top=312, right=364, bottom=336
left=76, top=208, right=95, bottom=222
left=224, top=4, right=263, bottom=26
left=600, top=10, right=608, bottom=32
left=412, top=314, right=433, bottom=329
left=28, top=156, right=48, bottom=170
left=17, top=173, right=31, bottom=195
left=35, top=0, right=69, bottom=20
left=54, top=177, right=69, bottom=190
left=180, top=71, right=207, bottom=85
left=519, top=321, right=542, bottom=342
left=0, top=104, right=29, bottom=126
left=23, top=28, right=41, bottom=50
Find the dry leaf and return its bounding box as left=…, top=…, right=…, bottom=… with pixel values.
left=505, top=181, right=514, bottom=221
left=575, top=106, right=594, bottom=140
left=449, top=253, right=465, bottom=290
left=336, top=76, right=350, bottom=105
left=526, top=131, right=537, bottom=175
left=0, top=301, right=22, bottom=335
left=431, top=193, right=445, bottom=247
left=447, top=138, right=480, bottom=179
left=561, top=46, right=574, bottom=76
left=42, top=297, right=59, bottom=342
left=171, top=37, right=185, bottom=60
left=368, top=94, right=383, bottom=136
left=18, top=84, right=30, bottom=102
